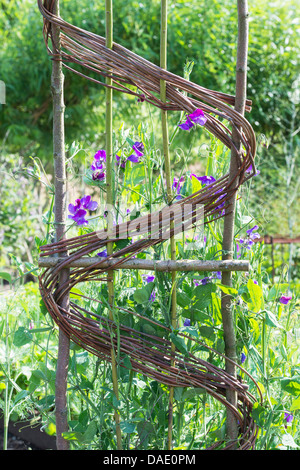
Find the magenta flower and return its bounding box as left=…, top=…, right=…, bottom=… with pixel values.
left=116, top=141, right=144, bottom=167
left=68, top=195, right=98, bottom=226
left=172, top=176, right=185, bottom=199
left=237, top=225, right=261, bottom=251
left=132, top=141, right=144, bottom=156
left=190, top=174, right=216, bottom=186
left=178, top=117, right=194, bottom=131
left=246, top=164, right=260, bottom=176
left=178, top=108, right=207, bottom=131
left=97, top=249, right=108, bottom=258
left=193, top=271, right=221, bottom=286
left=127, top=154, right=140, bottom=163
left=246, top=225, right=260, bottom=240
left=279, top=295, right=292, bottom=305
left=116, top=154, right=126, bottom=168
left=284, top=412, right=293, bottom=424
left=188, top=109, right=207, bottom=125
left=92, top=169, right=106, bottom=181
left=149, top=290, right=156, bottom=302
left=137, top=94, right=145, bottom=103
left=91, top=150, right=106, bottom=171
left=143, top=274, right=155, bottom=283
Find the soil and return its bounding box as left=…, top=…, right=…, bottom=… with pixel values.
left=0, top=428, right=40, bottom=450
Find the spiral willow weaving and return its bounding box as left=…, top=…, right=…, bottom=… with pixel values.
left=37, top=0, right=261, bottom=449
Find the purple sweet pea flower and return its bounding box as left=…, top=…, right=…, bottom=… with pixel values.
left=194, top=271, right=221, bottom=286
left=149, top=290, right=156, bottom=302
left=91, top=150, right=106, bottom=171
left=241, top=352, right=246, bottom=364
left=97, top=249, right=108, bottom=258
left=68, top=196, right=98, bottom=226
left=92, top=169, right=106, bottom=181
left=188, top=108, right=207, bottom=126
left=183, top=318, right=191, bottom=327
left=178, top=108, right=207, bottom=131
left=178, top=116, right=194, bottom=131
left=284, top=412, right=293, bottom=424
left=212, top=271, right=222, bottom=280
left=143, top=274, right=155, bottom=283
left=132, top=141, right=144, bottom=156
left=127, top=153, right=140, bottom=163
left=236, top=225, right=261, bottom=251
left=80, top=195, right=98, bottom=212
left=279, top=295, right=292, bottom=305
left=246, top=225, right=260, bottom=240
left=172, top=176, right=185, bottom=199
left=68, top=207, right=89, bottom=226
left=246, top=164, right=260, bottom=176
left=137, top=94, right=145, bottom=103
left=116, top=154, right=126, bottom=168
left=190, top=174, right=216, bottom=186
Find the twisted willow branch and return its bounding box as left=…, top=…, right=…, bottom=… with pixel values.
left=37, top=0, right=261, bottom=449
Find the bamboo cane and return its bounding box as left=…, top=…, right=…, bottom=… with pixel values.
left=159, top=0, right=177, bottom=450
left=221, top=0, right=249, bottom=446
left=105, top=0, right=122, bottom=450
left=51, top=0, right=70, bottom=451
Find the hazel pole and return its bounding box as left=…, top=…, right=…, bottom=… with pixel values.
left=160, top=0, right=177, bottom=450
left=105, top=0, right=123, bottom=450
left=51, top=0, right=70, bottom=451
left=221, top=0, right=249, bottom=446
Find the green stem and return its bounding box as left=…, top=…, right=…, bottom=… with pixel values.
left=105, top=0, right=122, bottom=450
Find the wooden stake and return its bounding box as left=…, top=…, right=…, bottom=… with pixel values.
left=51, top=0, right=70, bottom=451
left=38, top=257, right=250, bottom=272
left=221, top=0, right=249, bottom=446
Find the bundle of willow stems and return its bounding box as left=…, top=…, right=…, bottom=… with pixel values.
left=37, top=0, right=261, bottom=450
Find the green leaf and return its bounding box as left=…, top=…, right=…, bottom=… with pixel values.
left=193, top=282, right=216, bottom=309
left=281, top=376, right=300, bottom=396
left=13, top=389, right=29, bottom=404
left=133, top=282, right=153, bottom=304
left=199, top=325, right=215, bottom=340
left=120, top=420, right=136, bottom=434
left=83, top=420, right=97, bottom=443
left=170, top=332, right=188, bottom=356
left=247, top=279, right=263, bottom=313
left=264, top=310, right=282, bottom=329
left=70, top=288, right=84, bottom=299
left=177, top=291, right=191, bottom=308
left=290, top=396, right=300, bottom=412
left=218, top=284, right=238, bottom=295
left=251, top=402, right=268, bottom=426
left=0, top=272, right=12, bottom=283
left=13, top=327, right=33, bottom=347
left=122, top=355, right=132, bottom=370
left=179, top=326, right=199, bottom=338
left=137, top=421, right=155, bottom=447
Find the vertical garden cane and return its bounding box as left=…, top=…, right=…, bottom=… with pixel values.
left=160, top=0, right=177, bottom=450
left=221, top=0, right=249, bottom=445
left=105, top=0, right=122, bottom=450
left=51, top=0, right=70, bottom=450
